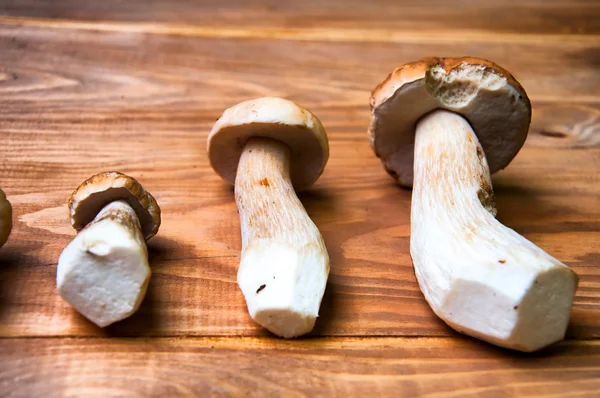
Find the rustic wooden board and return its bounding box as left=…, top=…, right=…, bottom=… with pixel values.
left=0, top=20, right=598, bottom=338
left=2, top=0, right=599, bottom=35
left=1, top=337, right=600, bottom=397
left=0, top=0, right=599, bottom=395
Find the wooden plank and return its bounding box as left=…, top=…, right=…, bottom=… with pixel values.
left=1, top=0, right=599, bottom=35
left=0, top=24, right=598, bottom=338
left=0, top=23, right=597, bottom=111
left=1, top=337, right=599, bottom=397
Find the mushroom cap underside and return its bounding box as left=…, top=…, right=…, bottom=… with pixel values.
left=208, top=97, right=329, bottom=191
left=369, top=57, right=531, bottom=187
left=68, top=171, right=161, bottom=240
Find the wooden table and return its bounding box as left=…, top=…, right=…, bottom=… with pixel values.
left=0, top=1, right=599, bottom=396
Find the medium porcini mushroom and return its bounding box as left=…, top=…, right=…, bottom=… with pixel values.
left=57, top=172, right=161, bottom=327
left=0, top=188, right=12, bottom=248
left=208, top=97, right=330, bottom=338
left=369, top=57, right=578, bottom=352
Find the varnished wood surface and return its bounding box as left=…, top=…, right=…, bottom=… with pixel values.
left=2, top=0, right=599, bottom=35
left=0, top=0, right=599, bottom=395
left=2, top=337, right=600, bottom=397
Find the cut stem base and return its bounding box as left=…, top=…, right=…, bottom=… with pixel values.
left=57, top=200, right=150, bottom=328
left=235, top=137, right=329, bottom=338
left=411, top=110, right=578, bottom=352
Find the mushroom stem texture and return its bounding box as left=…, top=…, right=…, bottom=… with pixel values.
left=235, top=137, right=329, bottom=338
left=57, top=200, right=150, bottom=327
left=410, top=109, right=578, bottom=352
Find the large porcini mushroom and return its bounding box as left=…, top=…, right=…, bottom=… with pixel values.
left=57, top=172, right=161, bottom=327
left=369, top=57, right=578, bottom=352
left=0, top=188, right=11, bottom=248
left=208, top=97, right=330, bottom=338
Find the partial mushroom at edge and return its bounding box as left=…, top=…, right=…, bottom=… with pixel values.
left=369, top=57, right=578, bottom=352
left=0, top=188, right=12, bottom=248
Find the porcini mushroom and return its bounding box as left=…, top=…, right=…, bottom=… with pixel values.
left=57, top=172, right=161, bottom=327
left=0, top=188, right=12, bottom=248
left=208, top=97, right=330, bottom=338
left=369, top=57, right=578, bottom=352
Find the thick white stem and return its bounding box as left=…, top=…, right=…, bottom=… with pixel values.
left=57, top=200, right=150, bottom=327
left=411, top=109, right=577, bottom=352
left=235, top=137, right=330, bottom=338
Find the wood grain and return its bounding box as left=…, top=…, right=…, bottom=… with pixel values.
left=0, top=18, right=598, bottom=338
left=1, top=0, right=599, bottom=35
left=1, top=337, right=599, bottom=397
left=0, top=0, right=598, bottom=395
left=0, top=21, right=598, bottom=105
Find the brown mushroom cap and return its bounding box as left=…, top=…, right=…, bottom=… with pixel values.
left=207, top=97, right=329, bottom=191
left=0, top=188, right=12, bottom=248
left=68, top=172, right=161, bottom=240
left=369, top=57, right=532, bottom=187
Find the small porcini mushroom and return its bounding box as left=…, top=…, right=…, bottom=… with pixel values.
left=208, top=97, right=330, bottom=338
left=0, top=188, right=12, bottom=248
left=57, top=172, right=161, bottom=327
left=369, top=57, right=578, bottom=352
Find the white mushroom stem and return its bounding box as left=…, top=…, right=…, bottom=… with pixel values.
left=57, top=200, right=150, bottom=327
left=410, top=109, right=578, bottom=352
left=235, top=137, right=330, bottom=338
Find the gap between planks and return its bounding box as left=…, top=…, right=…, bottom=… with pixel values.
left=1, top=15, right=599, bottom=45
left=1, top=335, right=599, bottom=348
left=1, top=335, right=598, bottom=345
